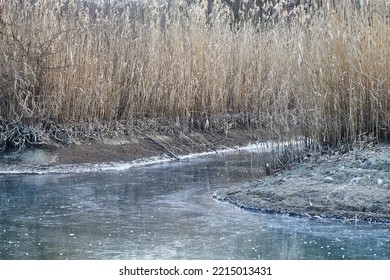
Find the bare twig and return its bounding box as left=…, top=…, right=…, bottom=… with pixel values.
left=144, top=134, right=180, bottom=161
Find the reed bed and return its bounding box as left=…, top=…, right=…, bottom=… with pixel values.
left=0, top=0, right=389, bottom=151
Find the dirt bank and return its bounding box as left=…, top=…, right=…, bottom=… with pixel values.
left=0, top=128, right=260, bottom=173
left=214, top=144, right=390, bottom=223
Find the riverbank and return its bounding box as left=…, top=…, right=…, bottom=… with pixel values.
left=214, top=143, right=390, bottom=224
left=0, top=128, right=262, bottom=173
left=1, top=128, right=389, bottom=223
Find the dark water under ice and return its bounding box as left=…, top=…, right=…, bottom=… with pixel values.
left=1, top=151, right=389, bottom=259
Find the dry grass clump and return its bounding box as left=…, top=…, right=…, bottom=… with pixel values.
left=0, top=0, right=389, bottom=151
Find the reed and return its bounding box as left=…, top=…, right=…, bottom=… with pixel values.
left=0, top=0, right=389, bottom=150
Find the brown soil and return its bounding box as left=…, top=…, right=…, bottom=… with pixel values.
left=0, top=128, right=260, bottom=169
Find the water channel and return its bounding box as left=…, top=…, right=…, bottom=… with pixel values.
left=0, top=150, right=389, bottom=259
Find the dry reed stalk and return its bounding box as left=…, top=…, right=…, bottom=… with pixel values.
left=0, top=0, right=389, bottom=151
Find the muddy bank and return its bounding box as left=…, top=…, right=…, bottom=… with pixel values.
left=214, top=144, right=390, bottom=223
left=0, top=128, right=261, bottom=173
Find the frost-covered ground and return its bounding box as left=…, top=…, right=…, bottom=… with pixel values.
left=214, top=144, right=390, bottom=223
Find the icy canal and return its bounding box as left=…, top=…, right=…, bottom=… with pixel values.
left=1, top=150, right=389, bottom=259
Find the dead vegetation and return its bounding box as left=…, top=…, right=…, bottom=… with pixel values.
left=0, top=118, right=45, bottom=151
left=0, top=0, right=389, bottom=155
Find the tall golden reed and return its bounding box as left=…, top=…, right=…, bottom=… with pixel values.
left=0, top=0, right=389, bottom=149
